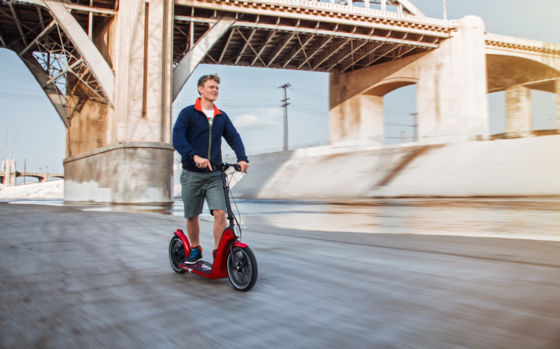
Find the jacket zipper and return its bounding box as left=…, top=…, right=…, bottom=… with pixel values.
left=207, top=117, right=212, bottom=160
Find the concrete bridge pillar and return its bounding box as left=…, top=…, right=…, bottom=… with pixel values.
left=329, top=16, right=488, bottom=147
left=556, top=78, right=560, bottom=130
left=505, top=85, right=532, bottom=138
left=61, top=0, right=175, bottom=204
left=2, top=160, right=16, bottom=186
left=359, top=95, right=385, bottom=147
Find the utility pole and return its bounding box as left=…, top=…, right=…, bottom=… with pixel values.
left=279, top=83, right=291, bottom=152
left=411, top=113, right=418, bottom=142
left=443, top=0, right=448, bottom=20
left=400, top=131, right=405, bottom=143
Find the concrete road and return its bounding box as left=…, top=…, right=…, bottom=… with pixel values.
left=1, top=203, right=560, bottom=349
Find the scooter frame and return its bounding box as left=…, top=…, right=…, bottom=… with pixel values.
left=172, top=228, right=248, bottom=279
left=169, top=162, right=257, bottom=288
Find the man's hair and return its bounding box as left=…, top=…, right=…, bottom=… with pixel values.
left=197, top=74, right=221, bottom=94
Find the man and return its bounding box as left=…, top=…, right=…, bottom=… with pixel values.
left=172, top=74, right=249, bottom=264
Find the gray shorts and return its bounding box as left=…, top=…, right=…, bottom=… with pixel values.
left=180, top=169, right=227, bottom=219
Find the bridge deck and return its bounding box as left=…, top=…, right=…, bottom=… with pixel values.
left=0, top=0, right=451, bottom=75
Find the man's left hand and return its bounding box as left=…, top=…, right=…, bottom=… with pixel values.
left=238, top=161, right=249, bottom=173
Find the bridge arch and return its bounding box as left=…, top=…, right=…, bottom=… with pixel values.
left=485, top=53, right=560, bottom=138
left=360, top=78, right=419, bottom=145
left=18, top=175, right=44, bottom=183
left=486, top=54, right=560, bottom=93
left=362, top=77, right=419, bottom=97
left=485, top=34, right=560, bottom=72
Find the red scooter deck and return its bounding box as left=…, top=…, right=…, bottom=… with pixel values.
left=179, top=260, right=213, bottom=274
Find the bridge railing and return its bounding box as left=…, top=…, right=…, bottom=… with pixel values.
left=211, top=0, right=459, bottom=28
left=486, top=33, right=560, bottom=54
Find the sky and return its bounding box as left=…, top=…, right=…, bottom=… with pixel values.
left=1, top=0, right=559, bottom=183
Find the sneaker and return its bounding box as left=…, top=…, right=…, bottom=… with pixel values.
left=184, top=246, right=202, bottom=264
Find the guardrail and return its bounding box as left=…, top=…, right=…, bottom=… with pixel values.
left=192, top=0, right=460, bottom=29
left=486, top=33, right=560, bottom=55
left=486, top=33, right=560, bottom=49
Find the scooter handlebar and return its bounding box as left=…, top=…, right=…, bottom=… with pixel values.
left=195, top=161, right=244, bottom=172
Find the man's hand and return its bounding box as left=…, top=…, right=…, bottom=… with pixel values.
left=238, top=160, right=249, bottom=173
left=193, top=155, right=212, bottom=171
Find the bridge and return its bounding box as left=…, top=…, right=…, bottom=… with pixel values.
left=0, top=0, right=559, bottom=203
left=0, top=171, right=64, bottom=185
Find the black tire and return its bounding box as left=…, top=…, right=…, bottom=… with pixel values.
left=227, top=246, right=258, bottom=292
left=169, top=236, right=186, bottom=274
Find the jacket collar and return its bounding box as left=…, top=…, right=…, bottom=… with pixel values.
left=194, top=97, right=221, bottom=117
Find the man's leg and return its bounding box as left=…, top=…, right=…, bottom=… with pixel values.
left=181, top=169, right=205, bottom=259
left=186, top=215, right=200, bottom=247
left=212, top=210, right=227, bottom=249
left=206, top=172, right=229, bottom=251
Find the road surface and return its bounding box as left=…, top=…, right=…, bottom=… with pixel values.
left=1, top=202, right=560, bottom=348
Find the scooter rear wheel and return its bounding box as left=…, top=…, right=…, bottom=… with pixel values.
left=169, top=236, right=186, bottom=274
left=227, top=246, right=258, bottom=292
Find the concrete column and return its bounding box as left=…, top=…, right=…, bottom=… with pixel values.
left=62, top=0, right=175, bottom=204
left=110, top=0, right=173, bottom=143
left=364, top=0, right=369, bottom=9
left=329, top=15, right=489, bottom=146
left=505, top=85, right=532, bottom=137
left=381, top=0, right=387, bottom=11
left=329, top=84, right=357, bottom=147
left=9, top=160, right=16, bottom=186
left=556, top=78, right=560, bottom=130
left=359, top=95, right=385, bottom=146
left=416, top=15, right=488, bottom=143
left=2, top=161, right=8, bottom=186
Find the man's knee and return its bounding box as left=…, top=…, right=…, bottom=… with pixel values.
left=187, top=215, right=199, bottom=223
left=213, top=210, right=226, bottom=220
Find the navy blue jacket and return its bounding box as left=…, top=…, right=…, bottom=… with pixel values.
left=172, top=98, right=248, bottom=172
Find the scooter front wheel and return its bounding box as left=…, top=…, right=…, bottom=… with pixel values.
left=227, top=246, right=258, bottom=292
left=169, top=236, right=186, bottom=274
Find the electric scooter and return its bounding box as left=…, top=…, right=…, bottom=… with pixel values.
left=168, top=162, right=258, bottom=292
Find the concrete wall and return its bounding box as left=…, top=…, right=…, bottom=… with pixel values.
left=330, top=16, right=489, bottom=146
left=231, top=135, right=560, bottom=199
left=64, top=142, right=174, bottom=204
left=557, top=78, right=560, bottom=130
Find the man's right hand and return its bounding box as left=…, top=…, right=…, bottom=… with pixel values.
left=193, top=155, right=212, bottom=171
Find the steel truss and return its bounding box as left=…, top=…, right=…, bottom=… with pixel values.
left=0, top=1, right=111, bottom=126
left=172, top=14, right=439, bottom=73
left=21, top=20, right=109, bottom=121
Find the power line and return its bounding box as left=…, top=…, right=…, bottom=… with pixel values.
left=289, top=87, right=328, bottom=101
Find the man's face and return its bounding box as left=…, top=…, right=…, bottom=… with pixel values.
left=198, top=80, right=219, bottom=102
